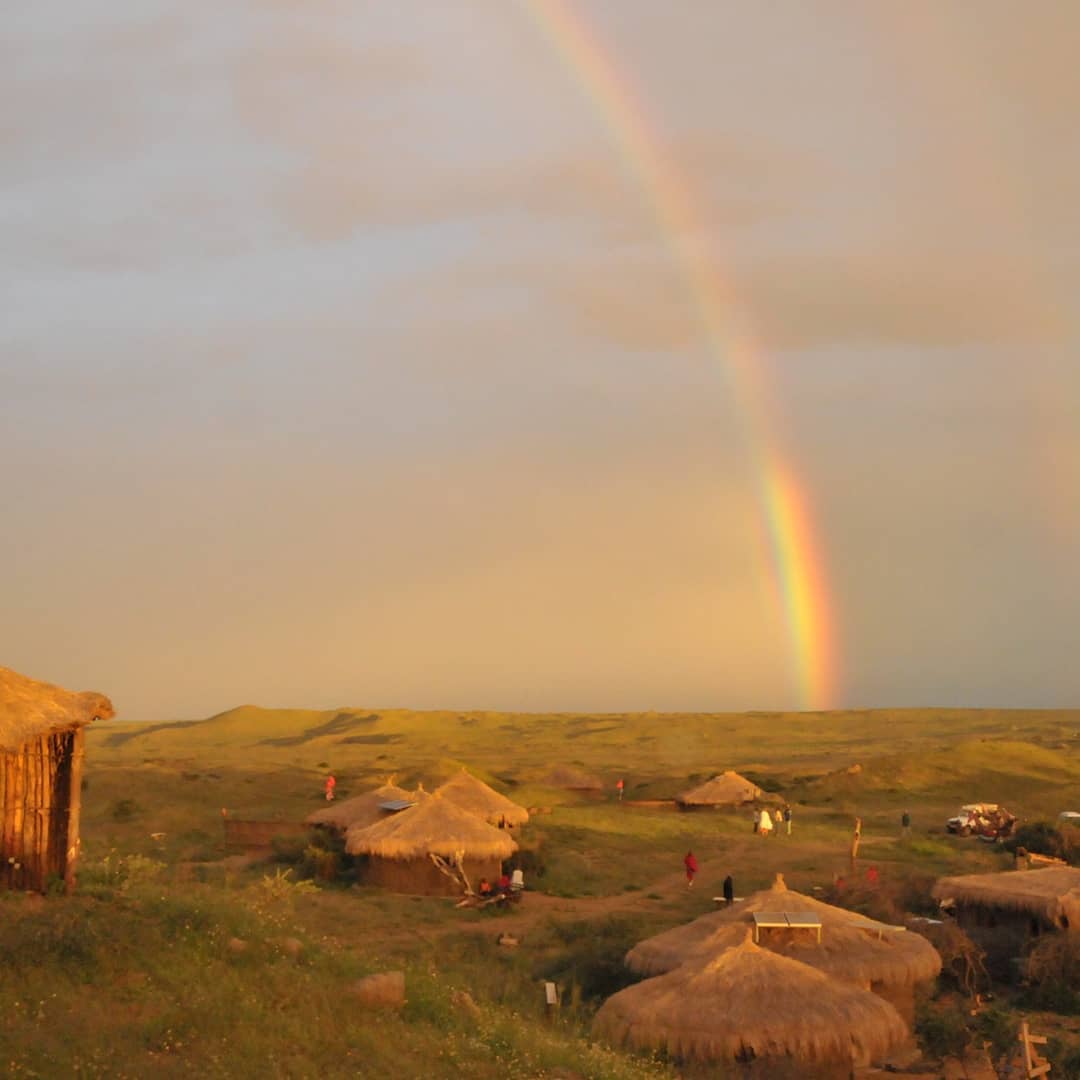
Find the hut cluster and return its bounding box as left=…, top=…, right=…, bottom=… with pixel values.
left=594, top=873, right=942, bottom=1077
left=306, top=768, right=529, bottom=896
left=0, top=667, right=115, bottom=893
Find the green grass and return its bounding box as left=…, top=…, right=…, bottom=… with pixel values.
left=4, top=705, right=1078, bottom=1075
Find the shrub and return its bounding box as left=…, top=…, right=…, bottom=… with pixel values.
left=1020, top=935, right=1080, bottom=1014
left=537, top=916, right=646, bottom=1005
left=914, top=996, right=973, bottom=1059
left=914, top=921, right=989, bottom=996
left=1004, top=820, right=1079, bottom=864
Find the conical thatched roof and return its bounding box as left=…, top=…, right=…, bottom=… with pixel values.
left=432, top=769, right=529, bottom=827
left=344, top=791, right=518, bottom=860
left=676, top=770, right=761, bottom=806
left=626, top=873, right=940, bottom=987
left=595, top=934, right=908, bottom=1067
left=544, top=765, right=603, bottom=791
left=932, top=866, right=1080, bottom=929
left=0, top=666, right=115, bottom=753
left=305, top=782, right=414, bottom=830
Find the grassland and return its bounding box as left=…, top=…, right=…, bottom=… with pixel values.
left=3, top=706, right=1080, bottom=1077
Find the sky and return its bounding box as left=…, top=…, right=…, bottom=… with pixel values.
left=3, top=1, right=1079, bottom=721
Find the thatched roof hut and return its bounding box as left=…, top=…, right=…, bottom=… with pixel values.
left=345, top=791, right=518, bottom=895
left=676, top=769, right=761, bottom=807
left=305, top=781, right=413, bottom=831
left=0, top=666, right=115, bottom=893
left=625, top=872, right=940, bottom=1010
left=630, top=872, right=941, bottom=984
left=432, top=769, right=529, bottom=827
left=595, top=934, right=908, bottom=1074
left=932, top=866, right=1080, bottom=931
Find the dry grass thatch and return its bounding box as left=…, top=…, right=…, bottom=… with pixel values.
left=305, top=782, right=413, bottom=830
left=544, top=765, right=603, bottom=791
left=432, top=769, right=529, bottom=826
left=676, top=770, right=761, bottom=806
left=595, top=934, right=908, bottom=1067
left=932, top=866, right=1080, bottom=929
left=626, top=873, right=941, bottom=987
left=344, top=791, right=518, bottom=860
left=0, top=666, right=115, bottom=753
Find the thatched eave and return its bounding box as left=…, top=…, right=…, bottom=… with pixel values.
left=0, top=666, right=115, bottom=753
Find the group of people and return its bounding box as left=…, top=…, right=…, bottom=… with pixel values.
left=752, top=805, right=792, bottom=836
left=477, top=868, right=525, bottom=901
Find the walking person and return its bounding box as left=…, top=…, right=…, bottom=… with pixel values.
left=324, top=774, right=336, bottom=802
left=901, top=810, right=911, bottom=839
left=773, top=808, right=783, bottom=835
left=684, top=850, right=699, bottom=887
left=616, top=778, right=624, bottom=802
left=783, top=804, right=792, bottom=835
left=722, top=874, right=734, bottom=907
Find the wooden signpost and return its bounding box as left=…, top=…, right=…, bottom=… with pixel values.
left=1019, top=1021, right=1051, bottom=1077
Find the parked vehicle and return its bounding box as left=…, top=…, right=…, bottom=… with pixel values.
left=946, top=803, right=1016, bottom=839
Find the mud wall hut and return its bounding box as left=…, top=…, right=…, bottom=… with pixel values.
left=0, top=666, right=115, bottom=893
left=345, top=791, right=517, bottom=896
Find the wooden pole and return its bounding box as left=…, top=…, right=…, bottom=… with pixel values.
left=64, top=727, right=86, bottom=895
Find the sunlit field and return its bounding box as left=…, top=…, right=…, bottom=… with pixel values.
left=3, top=706, right=1080, bottom=1077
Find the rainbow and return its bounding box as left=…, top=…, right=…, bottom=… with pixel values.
left=525, top=0, right=838, bottom=708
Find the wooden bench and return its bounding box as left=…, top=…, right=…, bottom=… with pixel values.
left=752, top=911, right=822, bottom=944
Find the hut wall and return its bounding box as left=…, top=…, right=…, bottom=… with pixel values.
left=0, top=731, right=74, bottom=892
left=955, top=905, right=1046, bottom=980
left=364, top=855, right=503, bottom=896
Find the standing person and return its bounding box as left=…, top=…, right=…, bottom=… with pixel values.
left=752, top=808, right=760, bottom=834
left=324, top=774, right=336, bottom=802
left=683, top=851, right=699, bottom=888
left=901, top=810, right=911, bottom=839
left=722, top=874, right=734, bottom=907
left=773, top=808, right=783, bottom=835
left=759, top=807, right=773, bottom=837
left=783, top=804, right=793, bottom=836
left=616, top=778, right=624, bottom=802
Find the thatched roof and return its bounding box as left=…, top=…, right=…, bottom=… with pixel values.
left=932, top=866, right=1080, bottom=929
left=432, top=769, right=529, bottom=826
left=305, top=782, right=413, bottom=830
left=544, top=765, right=603, bottom=791
left=595, top=934, right=908, bottom=1067
left=676, top=770, right=761, bottom=806
left=0, top=666, right=115, bottom=753
left=626, top=873, right=940, bottom=987
left=344, top=791, right=518, bottom=860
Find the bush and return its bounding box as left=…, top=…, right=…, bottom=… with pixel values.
left=537, top=916, right=645, bottom=1005
left=1005, top=821, right=1077, bottom=864
left=915, top=996, right=973, bottom=1059
left=914, top=921, right=989, bottom=996
left=1020, top=934, right=1080, bottom=1014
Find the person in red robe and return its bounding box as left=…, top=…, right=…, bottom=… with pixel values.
left=684, top=850, right=699, bottom=887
